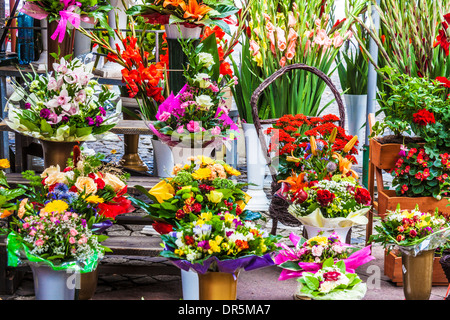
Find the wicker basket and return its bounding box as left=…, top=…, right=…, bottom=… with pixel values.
left=250, top=64, right=346, bottom=234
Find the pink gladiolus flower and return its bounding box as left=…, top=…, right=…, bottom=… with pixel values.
left=288, top=28, right=298, bottom=43
left=344, top=30, right=353, bottom=39
left=276, top=27, right=287, bottom=51
left=279, top=56, right=286, bottom=67
left=314, top=29, right=331, bottom=47
left=286, top=40, right=297, bottom=60
left=288, top=12, right=296, bottom=28
left=333, top=35, right=344, bottom=48
left=249, top=40, right=260, bottom=56
left=266, top=21, right=275, bottom=33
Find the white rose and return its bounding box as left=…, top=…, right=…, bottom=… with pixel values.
left=45, top=172, right=68, bottom=185
left=195, top=95, right=214, bottom=110
left=193, top=73, right=212, bottom=88
left=41, top=165, right=61, bottom=178
left=103, top=172, right=126, bottom=193
left=198, top=52, right=215, bottom=68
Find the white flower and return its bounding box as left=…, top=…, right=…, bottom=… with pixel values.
left=198, top=52, right=215, bottom=68
left=195, top=95, right=214, bottom=110
left=194, top=73, right=212, bottom=88
left=311, top=245, right=323, bottom=257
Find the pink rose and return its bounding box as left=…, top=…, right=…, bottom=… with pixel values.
left=211, top=126, right=221, bottom=135
left=177, top=126, right=184, bottom=134
left=69, top=237, right=76, bottom=244
left=70, top=228, right=78, bottom=236
left=35, top=239, right=44, bottom=246
left=187, top=121, right=200, bottom=133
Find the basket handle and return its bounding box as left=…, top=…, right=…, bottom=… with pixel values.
left=250, top=63, right=346, bottom=182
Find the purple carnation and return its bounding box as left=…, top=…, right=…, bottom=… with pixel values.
left=40, top=108, right=51, bottom=118
left=99, top=107, right=106, bottom=116
left=86, top=117, right=95, bottom=125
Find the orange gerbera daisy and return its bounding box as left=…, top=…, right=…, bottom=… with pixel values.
left=179, top=0, right=212, bottom=21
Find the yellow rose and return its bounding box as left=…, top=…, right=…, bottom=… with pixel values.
left=103, top=172, right=126, bottom=193
left=75, top=177, right=98, bottom=195
left=206, top=190, right=223, bottom=203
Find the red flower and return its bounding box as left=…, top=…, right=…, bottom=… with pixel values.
left=184, top=235, right=195, bottom=245
left=98, top=196, right=134, bottom=219
left=354, top=187, right=371, bottom=205
left=413, top=109, right=435, bottom=126
left=436, top=76, right=450, bottom=88
left=152, top=221, right=173, bottom=235
left=323, top=271, right=341, bottom=282
left=316, top=189, right=335, bottom=207
left=434, top=28, right=450, bottom=56
left=409, top=229, right=418, bottom=238
left=95, top=178, right=105, bottom=190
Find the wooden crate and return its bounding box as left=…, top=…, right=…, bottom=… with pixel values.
left=384, top=249, right=448, bottom=286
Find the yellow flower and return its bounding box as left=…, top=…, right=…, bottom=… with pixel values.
left=224, top=213, right=235, bottom=224
left=343, top=135, right=358, bottom=153
left=208, top=240, right=221, bottom=253
left=110, top=149, right=117, bottom=154
left=236, top=192, right=252, bottom=210
left=174, top=249, right=185, bottom=256
left=42, top=200, right=69, bottom=214
left=223, top=164, right=241, bottom=176
left=85, top=195, right=104, bottom=204
left=253, top=52, right=263, bottom=67
left=0, top=159, right=10, bottom=169
left=200, top=211, right=212, bottom=221
left=198, top=155, right=214, bottom=165
left=307, top=236, right=328, bottom=246
left=149, top=180, right=175, bottom=203
left=206, top=190, right=223, bottom=203
left=328, top=127, right=337, bottom=144
left=215, top=235, right=223, bottom=244
left=192, top=167, right=212, bottom=180
left=310, top=136, right=317, bottom=156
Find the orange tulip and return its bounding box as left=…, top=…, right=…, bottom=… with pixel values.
left=180, top=0, right=212, bottom=21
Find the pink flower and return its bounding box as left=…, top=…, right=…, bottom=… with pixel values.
left=288, top=28, right=298, bottom=43
left=57, top=89, right=70, bottom=106
left=266, top=21, right=275, bottom=33
left=210, top=126, right=221, bottom=135
left=158, top=111, right=171, bottom=122
left=22, top=223, right=30, bottom=229
left=279, top=56, right=286, bottom=67
left=209, top=84, right=219, bottom=92
left=187, top=121, right=200, bottom=133
left=177, top=125, right=185, bottom=134
left=314, top=29, right=332, bottom=48
left=35, top=239, right=44, bottom=246
left=344, top=30, right=353, bottom=39
left=249, top=40, right=260, bottom=56
left=69, top=237, right=76, bottom=244
left=285, top=40, right=297, bottom=60
left=288, top=12, right=296, bottom=28
left=69, top=228, right=78, bottom=236
left=276, top=27, right=287, bottom=51
left=333, top=34, right=344, bottom=48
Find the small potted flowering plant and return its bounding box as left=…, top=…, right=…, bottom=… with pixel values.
left=274, top=232, right=374, bottom=281
left=295, top=257, right=367, bottom=300
left=20, top=145, right=134, bottom=233
left=4, top=202, right=110, bottom=300
left=148, top=33, right=239, bottom=152
left=369, top=204, right=450, bottom=300
left=160, top=211, right=281, bottom=300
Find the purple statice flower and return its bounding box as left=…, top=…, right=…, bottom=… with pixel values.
left=40, top=108, right=51, bottom=118
left=99, top=106, right=106, bottom=116
left=86, top=117, right=95, bottom=125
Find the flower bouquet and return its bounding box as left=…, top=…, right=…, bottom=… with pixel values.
left=126, top=0, right=239, bottom=33
left=5, top=58, right=120, bottom=142
left=369, top=204, right=450, bottom=255
left=4, top=205, right=110, bottom=300
left=20, top=145, right=134, bottom=233
left=275, top=232, right=374, bottom=281
left=295, top=257, right=367, bottom=300
left=19, top=0, right=113, bottom=43
left=148, top=32, right=239, bottom=149
left=131, top=155, right=252, bottom=234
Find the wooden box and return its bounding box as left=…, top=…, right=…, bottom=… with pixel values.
left=384, top=249, right=448, bottom=286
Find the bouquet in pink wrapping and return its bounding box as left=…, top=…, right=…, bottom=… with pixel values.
left=274, top=232, right=374, bottom=281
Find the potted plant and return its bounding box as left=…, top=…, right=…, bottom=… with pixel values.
left=295, top=257, right=367, bottom=300
left=5, top=57, right=121, bottom=169
left=130, top=155, right=258, bottom=299
left=4, top=201, right=110, bottom=300
left=159, top=211, right=281, bottom=300
left=274, top=232, right=374, bottom=281
left=369, top=204, right=450, bottom=300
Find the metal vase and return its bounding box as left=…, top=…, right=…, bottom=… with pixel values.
left=30, top=263, right=77, bottom=300
left=40, top=139, right=77, bottom=170
left=402, top=249, right=434, bottom=300
left=198, top=271, right=238, bottom=300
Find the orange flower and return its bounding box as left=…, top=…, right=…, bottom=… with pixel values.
left=333, top=153, right=359, bottom=179
left=163, top=0, right=186, bottom=7
left=278, top=172, right=308, bottom=194
left=180, top=0, right=212, bottom=21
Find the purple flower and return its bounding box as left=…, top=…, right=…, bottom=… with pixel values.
left=86, top=117, right=95, bottom=125
left=198, top=240, right=210, bottom=250
left=40, top=108, right=51, bottom=118
left=24, top=102, right=31, bottom=109
left=61, top=116, right=69, bottom=122
left=95, top=116, right=103, bottom=127
left=99, top=106, right=106, bottom=116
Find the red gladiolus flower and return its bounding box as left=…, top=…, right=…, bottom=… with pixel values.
left=434, top=29, right=450, bottom=56
left=413, top=109, right=435, bottom=126
left=152, top=221, right=173, bottom=235
left=316, top=189, right=335, bottom=207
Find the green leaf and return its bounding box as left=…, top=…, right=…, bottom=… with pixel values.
left=303, top=275, right=320, bottom=290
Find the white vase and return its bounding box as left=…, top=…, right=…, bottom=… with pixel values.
left=181, top=269, right=199, bottom=300
left=94, top=0, right=127, bottom=77
left=30, top=262, right=77, bottom=300
left=164, top=24, right=202, bottom=39
left=171, top=143, right=216, bottom=167
left=242, top=123, right=271, bottom=212
left=303, top=225, right=352, bottom=243
left=151, top=138, right=174, bottom=178
left=344, top=94, right=367, bottom=140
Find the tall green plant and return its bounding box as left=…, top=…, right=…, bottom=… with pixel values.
left=236, top=0, right=366, bottom=121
